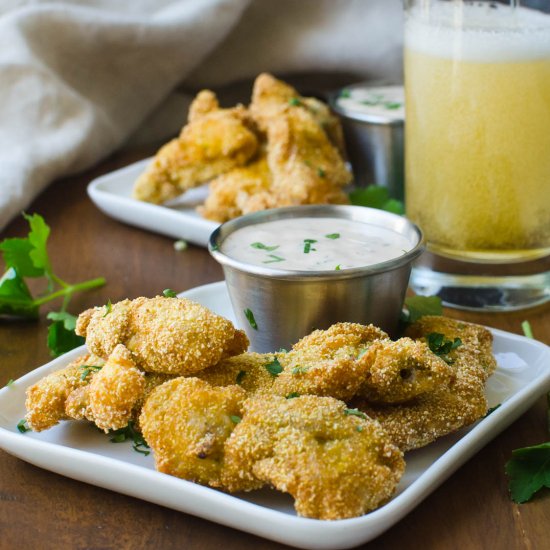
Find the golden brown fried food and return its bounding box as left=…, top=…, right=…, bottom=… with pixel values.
left=272, top=323, right=388, bottom=400
left=354, top=317, right=494, bottom=451
left=86, top=344, right=145, bottom=432
left=404, top=315, right=497, bottom=380
left=250, top=73, right=352, bottom=207
left=75, top=296, right=249, bottom=375
left=197, top=155, right=275, bottom=222
left=357, top=338, right=454, bottom=404
left=140, top=377, right=246, bottom=487
left=196, top=352, right=277, bottom=396
left=133, top=90, right=259, bottom=204
left=25, top=353, right=104, bottom=431
left=222, top=395, right=404, bottom=519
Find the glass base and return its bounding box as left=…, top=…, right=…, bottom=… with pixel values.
left=410, top=251, right=550, bottom=312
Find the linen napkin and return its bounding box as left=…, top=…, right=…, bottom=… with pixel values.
left=0, top=0, right=403, bottom=231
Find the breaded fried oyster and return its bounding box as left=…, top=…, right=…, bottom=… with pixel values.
left=273, top=323, right=389, bottom=401
left=140, top=377, right=246, bottom=487
left=250, top=73, right=352, bottom=208
left=222, top=395, right=404, bottom=519
left=133, top=90, right=259, bottom=204
left=25, top=353, right=104, bottom=432
left=75, top=296, right=249, bottom=375
left=354, top=317, right=494, bottom=451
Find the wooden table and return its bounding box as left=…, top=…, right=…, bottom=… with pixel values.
left=1, top=149, right=549, bottom=550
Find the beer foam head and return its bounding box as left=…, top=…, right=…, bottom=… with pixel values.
left=405, top=3, right=550, bottom=62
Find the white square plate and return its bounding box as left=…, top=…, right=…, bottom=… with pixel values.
left=1, top=281, right=549, bottom=549
left=87, top=158, right=218, bottom=247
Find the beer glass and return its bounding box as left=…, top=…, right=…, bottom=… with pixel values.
left=404, top=0, right=550, bottom=310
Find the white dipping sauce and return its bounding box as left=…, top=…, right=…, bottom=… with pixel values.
left=221, top=217, right=412, bottom=271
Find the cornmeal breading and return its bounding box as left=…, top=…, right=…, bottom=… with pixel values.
left=354, top=316, right=494, bottom=451
left=222, top=394, right=405, bottom=519
left=196, top=351, right=277, bottom=396
left=133, top=90, right=259, bottom=204
left=140, top=377, right=246, bottom=488
left=75, top=296, right=249, bottom=375
left=25, top=353, right=104, bottom=431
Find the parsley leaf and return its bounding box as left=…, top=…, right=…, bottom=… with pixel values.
left=426, top=332, right=462, bottom=360
left=236, top=370, right=246, bottom=385
left=0, top=214, right=106, bottom=356
left=244, top=308, right=258, bottom=330
left=303, top=239, right=317, bottom=254
left=108, top=421, right=150, bottom=455
left=17, top=419, right=30, bottom=433
left=163, top=289, right=178, bottom=298
left=506, top=442, right=550, bottom=503
left=251, top=242, right=279, bottom=252
left=349, top=186, right=404, bottom=215
left=286, top=392, right=300, bottom=399
left=401, top=295, right=443, bottom=324
left=344, top=408, right=368, bottom=420
left=230, top=415, right=241, bottom=424
left=47, top=318, right=85, bottom=358
left=325, top=233, right=340, bottom=240
left=80, top=364, right=103, bottom=381
left=265, top=358, right=283, bottom=377
left=263, top=254, right=285, bottom=264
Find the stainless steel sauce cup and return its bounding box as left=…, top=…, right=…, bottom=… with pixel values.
left=209, top=205, right=423, bottom=352
left=330, top=84, right=405, bottom=201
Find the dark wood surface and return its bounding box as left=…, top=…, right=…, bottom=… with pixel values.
left=0, top=149, right=549, bottom=550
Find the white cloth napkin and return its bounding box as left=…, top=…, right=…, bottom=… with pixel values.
left=0, top=0, right=403, bottom=231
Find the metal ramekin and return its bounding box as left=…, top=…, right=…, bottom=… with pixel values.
left=209, top=205, right=423, bottom=352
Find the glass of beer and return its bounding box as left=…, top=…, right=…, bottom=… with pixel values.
left=404, top=0, right=550, bottom=311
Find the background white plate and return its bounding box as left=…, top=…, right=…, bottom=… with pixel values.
left=1, top=281, right=549, bottom=549
left=87, top=158, right=218, bottom=247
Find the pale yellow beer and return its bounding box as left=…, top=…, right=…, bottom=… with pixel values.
left=405, top=4, right=550, bottom=261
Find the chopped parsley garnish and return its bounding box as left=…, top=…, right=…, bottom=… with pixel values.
left=230, top=415, right=241, bottom=424
left=163, top=289, right=178, bottom=298
left=384, top=101, right=402, bottom=110
left=484, top=404, right=501, bottom=418
left=356, top=348, right=369, bottom=360
left=317, top=167, right=326, bottom=178
left=289, top=97, right=302, bottom=106
left=303, top=239, right=317, bottom=254
left=426, top=332, right=462, bottom=363
left=344, top=408, right=368, bottom=420
left=265, top=357, right=283, bottom=377
left=339, top=88, right=351, bottom=99
left=210, top=243, right=220, bottom=252
left=6, top=379, right=14, bottom=387
left=173, top=239, right=188, bottom=252
left=335, top=265, right=341, bottom=271
left=292, top=366, right=309, bottom=375
left=356, top=425, right=364, bottom=433
left=103, top=299, right=112, bottom=317
left=17, top=419, right=30, bottom=433
left=522, top=320, right=534, bottom=339
left=506, top=441, right=550, bottom=503
left=108, top=421, right=150, bottom=455
left=263, top=254, right=285, bottom=264
left=244, top=308, right=258, bottom=330
left=251, top=242, right=279, bottom=252
left=286, top=392, right=300, bottom=399
left=325, top=233, right=340, bottom=240
left=236, top=370, right=246, bottom=385
left=80, top=364, right=103, bottom=381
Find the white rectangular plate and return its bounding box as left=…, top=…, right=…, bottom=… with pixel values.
left=1, top=281, right=549, bottom=549
left=87, top=158, right=218, bottom=247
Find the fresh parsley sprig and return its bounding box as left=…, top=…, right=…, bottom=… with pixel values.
left=349, top=186, right=404, bottom=215
left=0, top=213, right=106, bottom=356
